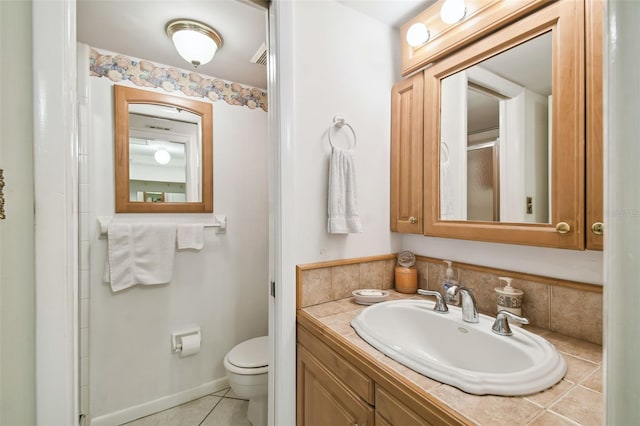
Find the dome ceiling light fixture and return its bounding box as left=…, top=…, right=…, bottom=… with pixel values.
left=154, top=149, right=171, bottom=165
left=165, top=19, right=223, bottom=68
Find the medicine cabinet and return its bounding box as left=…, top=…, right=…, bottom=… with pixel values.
left=390, top=0, right=603, bottom=250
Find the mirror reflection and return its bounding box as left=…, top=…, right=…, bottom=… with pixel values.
left=114, top=85, right=213, bottom=213
left=440, top=32, right=552, bottom=224
left=128, top=106, right=201, bottom=204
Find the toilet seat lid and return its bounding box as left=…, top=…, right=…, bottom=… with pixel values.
left=227, top=336, right=268, bottom=368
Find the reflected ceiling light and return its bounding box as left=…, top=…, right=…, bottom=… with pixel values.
left=406, top=23, right=430, bottom=47
left=440, top=0, right=467, bottom=24
left=154, top=149, right=171, bottom=165
left=166, top=19, right=223, bottom=68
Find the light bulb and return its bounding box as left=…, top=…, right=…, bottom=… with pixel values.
left=406, top=23, right=430, bottom=47
left=440, top=0, right=467, bottom=24
left=172, top=30, right=218, bottom=67
left=154, top=149, right=171, bottom=165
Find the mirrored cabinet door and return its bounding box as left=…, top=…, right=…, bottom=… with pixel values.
left=424, top=0, right=585, bottom=250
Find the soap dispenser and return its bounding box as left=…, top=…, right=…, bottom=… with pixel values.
left=495, top=277, right=524, bottom=318
left=442, top=260, right=460, bottom=305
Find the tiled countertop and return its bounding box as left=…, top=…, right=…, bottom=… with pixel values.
left=301, top=291, right=603, bottom=426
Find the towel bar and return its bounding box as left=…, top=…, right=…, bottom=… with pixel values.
left=97, top=215, right=226, bottom=238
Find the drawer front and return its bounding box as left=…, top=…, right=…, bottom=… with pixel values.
left=298, top=344, right=374, bottom=426
left=297, top=324, right=374, bottom=404
left=376, top=385, right=432, bottom=426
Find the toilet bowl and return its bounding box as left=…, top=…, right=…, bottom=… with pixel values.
left=223, top=336, right=268, bottom=426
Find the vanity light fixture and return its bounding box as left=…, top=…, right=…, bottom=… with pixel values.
left=166, top=19, right=223, bottom=68
left=440, top=0, right=467, bottom=24
left=406, top=22, right=430, bottom=47
left=154, top=149, right=171, bottom=165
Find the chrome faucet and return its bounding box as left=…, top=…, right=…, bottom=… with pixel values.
left=492, top=310, right=529, bottom=336
left=446, top=285, right=479, bottom=323
left=417, top=289, right=448, bottom=313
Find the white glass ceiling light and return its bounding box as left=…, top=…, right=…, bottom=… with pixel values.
left=440, top=0, right=467, bottom=24
left=406, top=23, right=430, bottom=47
left=154, top=149, right=171, bottom=165
left=166, top=19, right=223, bottom=68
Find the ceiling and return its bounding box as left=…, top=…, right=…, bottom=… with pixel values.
left=77, top=1, right=437, bottom=91
left=77, top=0, right=269, bottom=89
left=338, top=0, right=436, bottom=28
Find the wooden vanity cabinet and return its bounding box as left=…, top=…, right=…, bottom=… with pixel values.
left=297, top=316, right=466, bottom=426
left=390, top=73, right=424, bottom=234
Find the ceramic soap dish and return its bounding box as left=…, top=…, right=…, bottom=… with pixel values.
left=352, top=289, right=389, bottom=305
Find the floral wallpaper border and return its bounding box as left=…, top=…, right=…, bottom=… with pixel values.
left=89, top=48, right=268, bottom=111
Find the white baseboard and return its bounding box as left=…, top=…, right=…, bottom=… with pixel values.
left=89, top=377, right=229, bottom=426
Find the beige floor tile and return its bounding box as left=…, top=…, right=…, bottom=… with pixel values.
left=550, top=386, right=603, bottom=426
left=429, top=385, right=542, bottom=426
left=211, top=387, right=230, bottom=397
left=120, top=395, right=220, bottom=426
left=528, top=411, right=580, bottom=425
left=562, top=355, right=599, bottom=384
left=200, top=398, right=252, bottom=426
left=525, top=380, right=574, bottom=408
left=544, top=332, right=602, bottom=364
left=320, top=310, right=363, bottom=336
left=224, top=388, right=249, bottom=400
left=580, top=366, right=603, bottom=393
left=343, top=332, right=386, bottom=360
left=303, top=301, right=347, bottom=318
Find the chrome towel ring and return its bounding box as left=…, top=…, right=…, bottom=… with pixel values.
left=328, top=115, right=357, bottom=149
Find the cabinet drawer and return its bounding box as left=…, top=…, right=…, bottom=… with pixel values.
left=376, top=385, right=432, bottom=426
left=297, top=324, right=374, bottom=404
left=297, top=344, right=374, bottom=426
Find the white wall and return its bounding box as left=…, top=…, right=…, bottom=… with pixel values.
left=291, top=1, right=402, bottom=265
left=86, top=75, right=268, bottom=422
left=0, top=1, right=36, bottom=424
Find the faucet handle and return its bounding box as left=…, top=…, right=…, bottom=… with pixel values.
left=492, top=310, right=529, bottom=336
left=417, top=289, right=449, bottom=313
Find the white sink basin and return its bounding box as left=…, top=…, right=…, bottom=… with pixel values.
left=351, top=299, right=566, bottom=396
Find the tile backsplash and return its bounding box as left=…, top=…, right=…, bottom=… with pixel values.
left=297, top=254, right=602, bottom=345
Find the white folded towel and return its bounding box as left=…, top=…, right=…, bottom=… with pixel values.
left=105, top=223, right=177, bottom=292
left=177, top=223, right=205, bottom=250
left=328, top=147, right=362, bottom=234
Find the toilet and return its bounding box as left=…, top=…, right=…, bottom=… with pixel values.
left=223, top=336, right=268, bottom=426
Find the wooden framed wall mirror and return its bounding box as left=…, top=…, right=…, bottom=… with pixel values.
left=424, top=0, right=585, bottom=249
left=114, top=85, right=213, bottom=213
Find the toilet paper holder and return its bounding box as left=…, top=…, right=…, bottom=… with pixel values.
left=171, top=327, right=201, bottom=353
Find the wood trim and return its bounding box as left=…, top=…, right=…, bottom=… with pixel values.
left=400, top=0, right=552, bottom=76
left=585, top=0, right=604, bottom=251
left=390, top=74, right=424, bottom=234
left=114, top=85, right=214, bottom=213
left=297, top=312, right=470, bottom=425
left=424, top=0, right=585, bottom=250
left=296, top=254, right=397, bottom=271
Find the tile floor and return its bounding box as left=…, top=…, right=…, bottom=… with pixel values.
left=121, top=388, right=251, bottom=426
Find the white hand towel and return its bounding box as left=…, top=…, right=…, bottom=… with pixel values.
left=106, top=223, right=177, bottom=292
left=177, top=223, right=205, bottom=250
left=328, top=147, right=362, bottom=234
